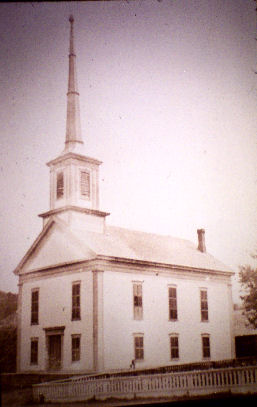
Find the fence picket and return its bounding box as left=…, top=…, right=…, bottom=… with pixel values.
left=33, top=366, right=257, bottom=402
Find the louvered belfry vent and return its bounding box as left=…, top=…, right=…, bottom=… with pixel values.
left=56, top=172, right=64, bottom=199
left=80, top=171, right=90, bottom=198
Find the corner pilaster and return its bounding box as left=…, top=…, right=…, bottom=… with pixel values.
left=92, top=270, right=104, bottom=372
left=227, top=283, right=235, bottom=358
left=16, top=281, right=23, bottom=372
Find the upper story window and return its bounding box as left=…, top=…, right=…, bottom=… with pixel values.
left=71, top=335, right=81, bottom=362
left=134, top=335, right=144, bottom=361
left=170, top=334, right=179, bottom=360
left=200, top=289, right=208, bottom=321
left=31, top=289, right=39, bottom=325
left=202, top=335, right=211, bottom=358
left=72, top=282, right=81, bottom=321
left=56, top=171, right=64, bottom=199
left=80, top=170, right=90, bottom=198
left=133, top=282, right=143, bottom=320
left=168, top=286, right=178, bottom=320
left=30, top=338, right=39, bottom=365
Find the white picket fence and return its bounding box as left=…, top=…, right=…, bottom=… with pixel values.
left=33, top=365, right=257, bottom=402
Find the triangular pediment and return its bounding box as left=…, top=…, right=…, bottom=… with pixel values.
left=15, top=219, right=96, bottom=274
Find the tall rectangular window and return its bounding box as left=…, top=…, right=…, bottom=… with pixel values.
left=202, top=335, right=211, bottom=358
left=170, top=335, right=179, bottom=359
left=133, top=283, right=143, bottom=320
left=30, top=338, right=38, bottom=365
left=80, top=171, right=90, bottom=198
left=168, top=286, right=177, bottom=320
left=200, top=289, right=208, bottom=321
left=71, top=335, right=81, bottom=362
left=72, top=282, right=81, bottom=321
left=56, top=171, right=64, bottom=199
left=134, top=335, right=144, bottom=360
left=31, top=289, right=39, bottom=325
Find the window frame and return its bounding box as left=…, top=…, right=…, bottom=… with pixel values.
left=200, top=288, right=209, bottom=322
left=72, top=282, right=81, bottom=321
left=30, top=337, right=39, bottom=365
left=133, top=282, right=143, bottom=320
left=31, top=288, right=39, bottom=325
left=202, top=334, right=211, bottom=359
left=169, top=334, right=179, bottom=360
left=168, top=286, right=178, bottom=321
left=71, top=334, right=81, bottom=362
left=134, top=334, right=144, bottom=361
left=80, top=170, right=91, bottom=199
left=56, top=171, right=64, bottom=200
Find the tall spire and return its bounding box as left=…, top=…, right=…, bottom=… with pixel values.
left=65, top=15, right=83, bottom=151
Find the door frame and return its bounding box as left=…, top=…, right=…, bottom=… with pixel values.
left=44, top=326, right=65, bottom=371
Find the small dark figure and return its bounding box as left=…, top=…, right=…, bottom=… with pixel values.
left=39, top=393, right=45, bottom=403
left=130, top=359, right=135, bottom=369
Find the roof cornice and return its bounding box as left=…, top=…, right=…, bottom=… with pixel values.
left=95, top=255, right=235, bottom=276
left=18, top=253, right=234, bottom=279
left=38, top=205, right=110, bottom=219
left=47, top=152, right=102, bottom=167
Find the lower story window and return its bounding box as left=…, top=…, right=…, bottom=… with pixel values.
left=30, top=338, right=38, bottom=365
left=72, top=335, right=81, bottom=362
left=170, top=335, right=179, bottom=359
left=202, top=335, right=211, bottom=358
left=134, top=335, right=144, bottom=360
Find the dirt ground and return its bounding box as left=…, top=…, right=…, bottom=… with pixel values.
left=2, top=389, right=257, bottom=407
left=1, top=388, right=174, bottom=407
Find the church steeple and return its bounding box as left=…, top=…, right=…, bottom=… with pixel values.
left=39, top=16, right=110, bottom=232
left=65, top=15, right=83, bottom=151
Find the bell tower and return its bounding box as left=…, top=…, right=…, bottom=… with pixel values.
left=39, top=16, right=109, bottom=232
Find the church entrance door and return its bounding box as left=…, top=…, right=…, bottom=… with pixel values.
left=44, top=326, right=65, bottom=371
left=48, top=334, right=62, bottom=370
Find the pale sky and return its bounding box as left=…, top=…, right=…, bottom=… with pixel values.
left=0, top=1, right=256, bottom=303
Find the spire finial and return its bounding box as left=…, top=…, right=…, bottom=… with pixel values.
left=69, top=15, right=75, bottom=56
left=65, top=15, right=83, bottom=150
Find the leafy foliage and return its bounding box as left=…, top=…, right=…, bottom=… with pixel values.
left=239, top=260, right=257, bottom=329
left=0, top=291, right=18, bottom=372
left=0, top=327, right=17, bottom=372
left=0, top=290, right=17, bottom=321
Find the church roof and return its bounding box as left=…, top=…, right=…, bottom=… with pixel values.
left=14, top=219, right=232, bottom=275
left=75, top=224, right=232, bottom=273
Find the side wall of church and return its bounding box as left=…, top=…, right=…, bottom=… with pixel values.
left=102, top=269, right=234, bottom=370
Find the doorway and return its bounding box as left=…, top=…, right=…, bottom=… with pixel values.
left=44, top=326, right=65, bottom=371
left=48, top=334, right=62, bottom=370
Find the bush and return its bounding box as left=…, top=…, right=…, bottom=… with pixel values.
left=0, top=328, right=17, bottom=373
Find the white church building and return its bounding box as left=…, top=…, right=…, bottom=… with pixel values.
left=14, top=16, right=234, bottom=374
